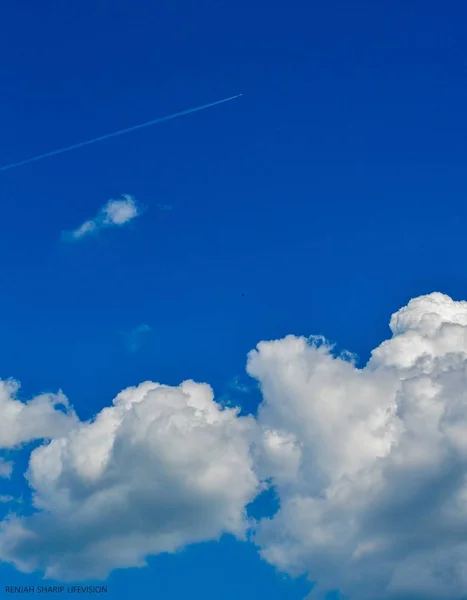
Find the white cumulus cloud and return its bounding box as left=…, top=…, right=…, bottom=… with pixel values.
left=0, top=379, right=78, bottom=492
left=63, top=194, right=139, bottom=241
left=0, top=380, right=260, bottom=581
left=249, top=292, right=467, bottom=600
left=3, top=292, right=467, bottom=599
left=0, top=379, right=78, bottom=450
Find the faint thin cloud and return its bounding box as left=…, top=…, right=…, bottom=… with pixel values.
left=229, top=376, right=252, bottom=394
left=62, top=194, right=140, bottom=241
left=0, top=495, right=14, bottom=503
left=0, top=458, right=13, bottom=479
left=125, top=324, right=152, bottom=352
left=217, top=376, right=257, bottom=408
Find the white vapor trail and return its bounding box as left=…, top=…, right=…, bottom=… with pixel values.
left=0, top=94, right=242, bottom=172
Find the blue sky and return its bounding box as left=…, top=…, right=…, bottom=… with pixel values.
left=2, top=1, right=467, bottom=599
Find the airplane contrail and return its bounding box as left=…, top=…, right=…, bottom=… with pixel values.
left=0, top=94, right=242, bottom=172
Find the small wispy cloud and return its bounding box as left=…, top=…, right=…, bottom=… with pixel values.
left=228, top=376, right=253, bottom=394
left=0, top=494, right=23, bottom=505
left=0, top=495, right=15, bottom=504
left=156, top=203, right=173, bottom=212
left=63, top=194, right=140, bottom=241
left=217, top=376, right=257, bottom=409
left=0, top=458, right=13, bottom=479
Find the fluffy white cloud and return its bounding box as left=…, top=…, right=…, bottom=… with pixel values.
left=249, top=292, right=467, bottom=600
left=64, top=194, right=139, bottom=241
left=0, top=379, right=78, bottom=450
left=0, top=380, right=77, bottom=499
left=0, top=380, right=260, bottom=581
left=101, top=196, right=139, bottom=226
left=3, top=291, right=467, bottom=599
